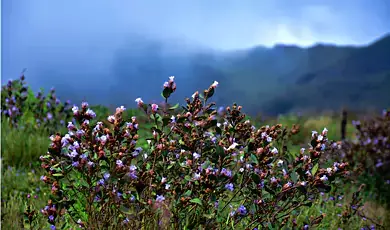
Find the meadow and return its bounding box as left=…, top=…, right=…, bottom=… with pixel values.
left=1, top=75, right=389, bottom=229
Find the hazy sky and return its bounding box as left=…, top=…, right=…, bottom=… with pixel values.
left=4, top=0, right=389, bottom=49
left=1, top=0, right=390, bottom=96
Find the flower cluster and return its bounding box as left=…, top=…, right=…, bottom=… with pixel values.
left=328, top=109, right=390, bottom=207
left=39, top=78, right=352, bottom=229
left=1, top=74, right=73, bottom=132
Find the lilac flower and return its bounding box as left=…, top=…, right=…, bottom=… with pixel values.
left=193, top=173, right=201, bottom=180
left=116, top=160, right=124, bottom=167
left=103, top=172, right=110, bottom=181
left=237, top=205, right=247, bottom=215
left=50, top=225, right=56, bottom=230
left=271, top=147, right=278, bottom=155
left=72, top=106, right=79, bottom=115
left=151, top=104, right=158, bottom=112
left=135, top=98, right=143, bottom=106
left=221, top=168, right=232, bottom=177
left=82, top=102, right=89, bottom=108
left=69, top=150, right=78, bottom=158
left=76, top=130, right=85, bottom=138
left=98, top=179, right=105, bottom=186
left=86, top=109, right=96, bottom=118
left=225, top=183, right=234, bottom=191
left=156, top=195, right=165, bottom=202
left=320, top=175, right=328, bottom=181
left=193, top=152, right=201, bottom=159
left=72, top=161, right=79, bottom=167
left=49, top=215, right=54, bottom=222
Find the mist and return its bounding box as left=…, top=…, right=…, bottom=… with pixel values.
left=2, top=0, right=389, bottom=113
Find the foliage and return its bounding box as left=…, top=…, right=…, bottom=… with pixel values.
left=328, top=109, right=390, bottom=208
left=1, top=74, right=73, bottom=133
left=35, top=77, right=362, bottom=229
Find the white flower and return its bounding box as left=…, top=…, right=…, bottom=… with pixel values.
left=322, top=128, right=328, bottom=135
left=271, top=147, right=278, bottom=155
left=320, top=175, right=328, bottom=181
left=193, top=152, right=201, bottom=159
left=277, top=159, right=284, bottom=167
left=107, top=115, right=115, bottom=123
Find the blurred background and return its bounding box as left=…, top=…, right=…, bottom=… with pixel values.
left=2, top=0, right=390, bottom=115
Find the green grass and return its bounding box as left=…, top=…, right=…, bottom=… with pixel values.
left=1, top=120, right=51, bottom=168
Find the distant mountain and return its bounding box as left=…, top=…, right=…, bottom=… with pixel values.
left=104, top=33, right=390, bottom=115
left=260, top=33, right=390, bottom=115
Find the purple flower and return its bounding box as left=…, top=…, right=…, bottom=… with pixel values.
left=237, top=205, right=247, bottom=215
left=193, top=152, right=201, bottom=159
left=86, top=109, right=96, bottom=118
left=72, top=161, right=79, bottom=167
left=156, top=195, right=165, bottom=202
left=50, top=225, right=56, bottom=230
left=49, top=215, right=54, bottom=222
left=82, top=101, right=89, bottom=108
left=103, top=172, right=110, bottom=180
left=225, top=183, right=234, bottom=191
left=98, top=179, right=105, bottom=186
left=116, top=160, right=124, bottom=167
left=221, top=168, right=232, bottom=177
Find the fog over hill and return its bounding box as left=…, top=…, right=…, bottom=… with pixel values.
left=2, top=0, right=390, bottom=115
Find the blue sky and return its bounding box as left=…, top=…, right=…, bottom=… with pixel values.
left=1, top=0, right=390, bottom=92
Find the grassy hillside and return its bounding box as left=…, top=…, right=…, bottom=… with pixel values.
left=218, top=33, right=390, bottom=115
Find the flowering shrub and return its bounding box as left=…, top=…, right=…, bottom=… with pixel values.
left=1, top=74, right=72, bottom=132
left=328, top=109, right=390, bottom=207
left=39, top=77, right=354, bottom=229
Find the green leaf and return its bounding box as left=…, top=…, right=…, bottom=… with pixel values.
left=203, top=213, right=215, bottom=219
left=169, top=103, right=180, bottom=110
left=251, top=173, right=261, bottom=184
left=162, top=87, right=173, bottom=99
left=290, top=171, right=298, bottom=183
left=183, top=190, right=192, bottom=197
left=189, top=198, right=202, bottom=205
left=250, top=154, right=258, bottom=164
left=162, top=117, right=171, bottom=127
left=52, top=173, right=63, bottom=177
left=311, top=163, right=319, bottom=176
